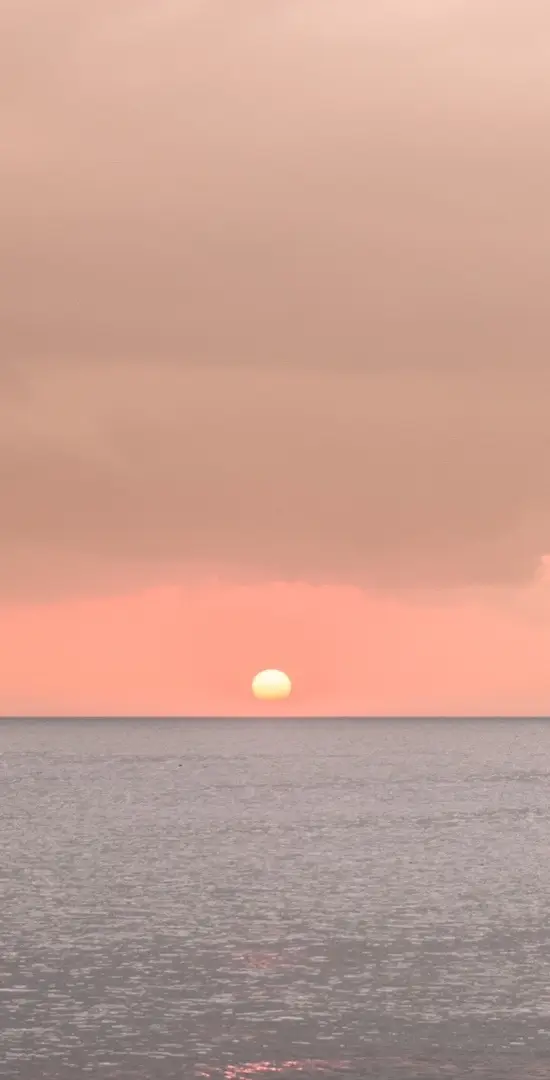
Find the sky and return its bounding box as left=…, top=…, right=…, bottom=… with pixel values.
left=1, top=0, right=550, bottom=714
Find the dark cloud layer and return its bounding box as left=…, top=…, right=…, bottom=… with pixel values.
left=1, top=2, right=549, bottom=596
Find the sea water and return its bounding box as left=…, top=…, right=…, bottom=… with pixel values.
left=1, top=717, right=550, bottom=1078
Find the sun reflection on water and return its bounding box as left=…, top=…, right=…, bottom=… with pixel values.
left=196, top=1061, right=353, bottom=1078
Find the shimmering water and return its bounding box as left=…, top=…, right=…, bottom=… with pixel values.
left=2, top=718, right=550, bottom=1078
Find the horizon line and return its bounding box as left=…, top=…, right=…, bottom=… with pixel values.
left=1, top=714, right=549, bottom=722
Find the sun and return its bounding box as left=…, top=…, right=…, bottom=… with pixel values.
left=251, top=669, right=292, bottom=702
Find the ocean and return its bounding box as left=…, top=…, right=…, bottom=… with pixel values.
left=1, top=717, right=550, bottom=1079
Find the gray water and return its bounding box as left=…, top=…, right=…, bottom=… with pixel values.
left=2, top=718, right=550, bottom=1079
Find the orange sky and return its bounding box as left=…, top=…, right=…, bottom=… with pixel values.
left=1, top=1, right=550, bottom=714
left=3, top=573, right=550, bottom=716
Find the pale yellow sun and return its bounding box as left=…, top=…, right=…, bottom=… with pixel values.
left=251, top=669, right=292, bottom=702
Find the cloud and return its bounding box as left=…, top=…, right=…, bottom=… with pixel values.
left=0, top=2, right=549, bottom=597
left=0, top=360, right=548, bottom=597
left=2, top=0, right=550, bottom=370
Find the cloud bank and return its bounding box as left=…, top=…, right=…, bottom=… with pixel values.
left=1, top=1, right=549, bottom=597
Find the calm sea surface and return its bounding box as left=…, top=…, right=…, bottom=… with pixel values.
left=2, top=718, right=550, bottom=1078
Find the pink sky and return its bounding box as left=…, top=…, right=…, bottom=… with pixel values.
left=1, top=1, right=549, bottom=714
left=3, top=575, right=550, bottom=716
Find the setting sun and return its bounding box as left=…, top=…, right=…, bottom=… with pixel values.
left=251, top=669, right=292, bottom=702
